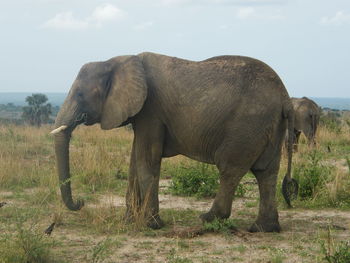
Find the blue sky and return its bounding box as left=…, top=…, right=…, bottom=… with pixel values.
left=0, top=0, right=349, bottom=97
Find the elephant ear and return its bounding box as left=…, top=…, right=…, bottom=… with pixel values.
left=101, top=56, right=148, bottom=130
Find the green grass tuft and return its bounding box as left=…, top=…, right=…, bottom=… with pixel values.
left=203, top=218, right=238, bottom=234
left=0, top=212, right=56, bottom=263
left=293, top=149, right=331, bottom=200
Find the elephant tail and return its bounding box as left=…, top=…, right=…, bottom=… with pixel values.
left=282, top=102, right=298, bottom=208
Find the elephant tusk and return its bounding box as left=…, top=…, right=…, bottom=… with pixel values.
left=50, top=125, right=68, bottom=134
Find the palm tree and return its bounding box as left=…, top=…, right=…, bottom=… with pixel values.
left=22, top=93, right=52, bottom=127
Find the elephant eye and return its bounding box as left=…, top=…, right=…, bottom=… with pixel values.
left=77, top=91, right=84, bottom=99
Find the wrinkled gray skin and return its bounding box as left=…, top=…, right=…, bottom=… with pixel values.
left=53, top=52, right=294, bottom=232
left=291, top=97, right=320, bottom=151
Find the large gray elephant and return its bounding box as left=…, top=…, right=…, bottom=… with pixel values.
left=52, top=52, right=295, bottom=232
left=291, top=97, right=320, bottom=150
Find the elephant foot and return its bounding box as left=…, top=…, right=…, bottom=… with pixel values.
left=248, top=221, right=281, bottom=233
left=200, top=209, right=230, bottom=223
left=125, top=210, right=164, bottom=229
left=147, top=215, right=164, bottom=229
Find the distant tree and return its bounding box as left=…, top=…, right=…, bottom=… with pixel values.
left=22, top=93, right=52, bottom=127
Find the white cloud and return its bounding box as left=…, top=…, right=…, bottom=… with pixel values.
left=236, top=6, right=284, bottom=20
left=213, top=0, right=284, bottom=4
left=161, top=0, right=191, bottom=5
left=90, top=3, right=126, bottom=24
left=161, top=0, right=199, bottom=5
left=237, top=7, right=255, bottom=19
left=42, top=3, right=126, bottom=30
left=133, top=21, right=154, bottom=31
left=161, top=0, right=287, bottom=6
left=321, top=11, right=350, bottom=26
left=42, top=12, right=88, bottom=30
left=236, top=6, right=285, bottom=20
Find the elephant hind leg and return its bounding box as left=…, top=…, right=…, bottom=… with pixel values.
left=250, top=155, right=281, bottom=233
left=200, top=165, right=247, bottom=223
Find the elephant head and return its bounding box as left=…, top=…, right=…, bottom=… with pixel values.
left=51, top=55, right=147, bottom=210
left=291, top=97, right=320, bottom=147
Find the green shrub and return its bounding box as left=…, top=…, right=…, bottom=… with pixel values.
left=320, top=112, right=342, bottom=134
left=235, top=183, right=247, bottom=197
left=169, top=162, right=247, bottom=199
left=203, top=218, right=238, bottom=234
left=169, top=163, right=219, bottom=198
left=0, top=218, right=55, bottom=263
left=321, top=239, right=350, bottom=263
left=293, top=150, right=331, bottom=199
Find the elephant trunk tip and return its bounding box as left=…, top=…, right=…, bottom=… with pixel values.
left=50, top=125, right=68, bottom=135
left=64, top=198, right=84, bottom=211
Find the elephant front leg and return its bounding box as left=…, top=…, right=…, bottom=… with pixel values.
left=126, top=117, right=165, bottom=229
left=125, top=142, right=141, bottom=223
left=136, top=161, right=163, bottom=229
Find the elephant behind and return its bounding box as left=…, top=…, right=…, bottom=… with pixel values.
left=51, top=52, right=296, bottom=233
left=291, top=97, right=321, bottom=150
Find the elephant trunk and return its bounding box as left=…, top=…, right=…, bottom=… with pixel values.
left=54, top=130, right=84, bottom=211
left=53, top=99, right=84, bottom=211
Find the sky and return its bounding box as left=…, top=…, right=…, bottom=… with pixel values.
left=0, top=0, right=349, bottom=97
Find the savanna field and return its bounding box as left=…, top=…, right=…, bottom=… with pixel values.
left=0, top=112, right=350, bottom=263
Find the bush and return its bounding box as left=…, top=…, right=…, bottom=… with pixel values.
left=0, top=216, right=55, bottom=263
left=321, top=232, right=350, bottom=263
left=320, top=112, right=342, bottom=134
left=169, top=163, right=219, bottom=198
left=235, top=183, right=247, bottom=197
left=291, top=150, right=350, bottom=208
left=203, top=218, right=238, bottom=234
left=293, top=150, right=331, bottom=199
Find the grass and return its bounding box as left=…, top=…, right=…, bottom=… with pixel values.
left=203, top=218, right=238, bottom=234
left=0, top=209, right=57, bottom=263
left=169, top=163, right=219, bottom=198
left=293, top=149, right=331, bottom=200
left=168, top=162, right=248, bottom=199
left=167, top=248, right=193, bottom=263
left=276, top=119, right=350, bottom=209
left=288, top=145, right=350, bottom=208
left=320, top=227, right=350, bottom=263
left=89, top=237, right=123, bottom=263
left=268, top=248, right=286, bottom=263
left=0, top=112, right=349, bottom=262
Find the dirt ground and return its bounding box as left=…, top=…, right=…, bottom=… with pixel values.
left=70, top=180, right=350, bottom=262
left=1, top=179, right=349, bottom=263
left=103, top=211, right=348, bottom=262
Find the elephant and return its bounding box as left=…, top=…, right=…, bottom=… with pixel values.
left=291, top=97, right=321, bottom=151
left=51, top=52, right=296, bottom=232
